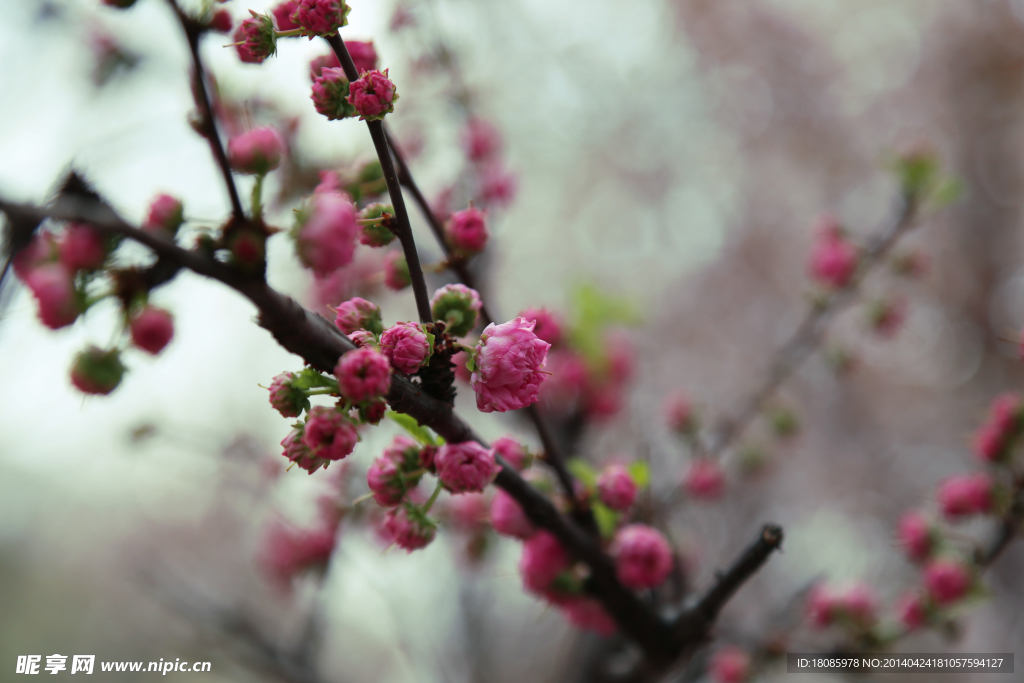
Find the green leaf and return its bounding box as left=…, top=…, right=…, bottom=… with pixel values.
left=386, top=410, right=439, bottom=446
left=627, top=461, right=650, bottom=489
left=592, top=501, right=620, bottom=539
left=567, top=458, right=598, bottom=487
left=293, top=368, right=335, bottom=390
left=930, top=177, right=963, bottom=209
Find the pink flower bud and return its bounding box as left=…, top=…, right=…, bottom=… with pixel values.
left=144, top=194, right=184, bottom=234
left=430, top=283, right=482, bottom=337
left=436, top=442, right=498, bottom=494
left=346, top=40, right=378, bottom=73
left=923, top=559, right=972, bottom=605
left=445, top=206, right=488, bottom=257
left=333, top=297, right=383, bottom=335
left=335, top=347, right=391, bottom=402
left=349, top=329, right=379, bottom=349
left=470, top=317, right=551, bottom=413
left=937, top=473, right=993, bottom=520
left=70, top=347, right=125, bottom=395
left=302, top=406, right=358, bottom=462
left=683, top=458, right=725, bottom=500
left=491, top=436, right=530, bottom=470
left=539, top=350, right=589, bottom=411
left=517, top=307, right=563, bottom=346
left=268, top=372, right=307, bottom=418
left=382, top=505, right=436, bottom=552
left=453, top=350, right=472, bottom=383
left=610, top=524, right=673, bottom=590
left=560, top=598, right=616, bottom=636
left=209, top=9, right=233, bottom=33
left=13, top=230, right=58, bottom=280
left=665, top=393, right=698, bottom=436
left=295, top=193, right=358, bottom=275
left=383, top=251, right=410, bottom=290
left=367, top=455, right=404, bottom=506
left=260, top=521, right=336, bottom=586
left=309, top=52, right=341, bottom=81
left=597, top=464, right=638, bottom=512
left=806, top=584, right=839, bottom=628
left=58, top=223, right=106, bottom=272
left=358, top=203, right=396, bottom=247
left=380, top=321, right=431, bottom=374
left=478, top=164, right=517, bottom=207
left=228, top=127, right=284, bottom=175
left=490, top=489, right=535, bottom=539
left=271, top=0, right=299, bottom=30
left=973, top=392, right=1022, bottom=463
left=867, top=297, right=907, bottom=338
left=897, top=510, right=935, bottom=563
left=281, top=426, right=330, bottom=474
left=25, top=264, right=80, bottom=329
left=896, top=591, right=927, bottom=631
left=519, top=531, right=569, bottom=593
left=709, top=646, right=752, bottom=683
left=291, top=0, right=349, bottom=38
left=462, top=118, right=502, bottom=163
left=446, top=493, right=489, bottom=533
left=129, top=305, right=174, bottom=355
left=359, top=398, right=387, bottom=425
left=834, top=583, right=877, bottom=627
left=383, top=435, right=424, bottom=470
left=808, top=217, right=858, bottom=288
left=233, top=12, right=277, bottom=64
left=311, top=67, right=357, bottom=120
left=347, top=69, right=398, bottom=121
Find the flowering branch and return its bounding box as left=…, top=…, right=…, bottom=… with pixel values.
left=323, top=34, right=432, bottom=325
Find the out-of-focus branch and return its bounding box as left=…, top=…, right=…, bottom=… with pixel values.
left=707, top=194, right=919, bottom=458
left=976, top=477, right=1024, bottom=567
left=324, top=34, right=433, bottom=325
left=168, top=1, right=245, bottom=221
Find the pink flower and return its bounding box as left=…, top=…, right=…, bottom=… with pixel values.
left=271, top=0, right=299, bottom=30
left=367, top=455, right=404, bottom=506
left=806, top=585, right=839, bottom=628
left=478, top=164, right=517, bottom=207
left=665, top=393, right=697, bottom=435
left=58, top=223, right=106, bottom=271
left=144, top=194, right=184, bottom=234
left=560, top=598, right=616, bottom=636
left=383, top=251, right=410, bottom=290
left=683, top=458, right=725, bottom=500
left=896, top=591, right=927, bottom=631
left=518, top=307, right=562, bottom=346
left=539, top=350, right=589, bottom=411
left=228, top=127, right=284, bottom=175
left=923, top=559, right=972, bottom=605
left=867, top=297, right=907, bottom=338
left=333, top=297, right=383, bottom=335
left=129, top=306, right=174, bottom=355
left=597, top=464, right=638, bottom=512
left=834, top=584, right=877, bottom=627
left=436, top=442, right=498, bottom=493
left=519, top=531, right=569, bottom=593
left=491, top=436, right=529, bottom=470
left=13, top=230, right=57, bottom=279
left=347, top=69, right=398, bottom=121
left=311, top=67, right=357, bottom=120
left=25, top=264, right=79, bottom=329
left=295, top=193, right=358, bottom=275
left=309, top=52, right=341, bottom=81
left=209, top=9, right=233, bottom=33
left=335, top=347, right=391, bottom=402
left=233, top=12, right=276, bottom=64
left=281, top=427, right=330, bottom=474
left=430, top=283, right=482, bottom=337
left=349, top=329, right=378, bottom=349
left=470, top=317, right=551, bottom=413
left=490, top=489, right=535, bottom=539
left=382, top=506, right=436, bottom=552
left=937, top=473, right=993, bottom=520
left=268, top=372, right=306, bottom=418
left=445, top=206, right=488, bottom=256
left=260, top=521, right=336, bottom=586
left=383, top=435, right=423, bottom=470
left=973, top=393, right=1021, bottom=463
left=70, top=347, right=125, bottom=396
left=346, top=40, right=378, bottom=73
left=292, top=0, right=349, bottom=38
left=453, top=350, right=472, bottom=383
left=709, top=646, right=751, bottom=683
left=462, top=118, right=502, bottom=163
left=358, top=203, right=396, bottom=247
left=380, top=321, right=431, bottom=374
left=897, top=511, right=934, bottom=563
left=446, top=493, right=489, bottom=532
left=302, top=407, right=358, bottom=461
left=808, top=217, right=858, bottom=288
left=610, top=524, right=673, bottom=590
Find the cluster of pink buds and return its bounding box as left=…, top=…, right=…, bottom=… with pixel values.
left=808, top=216, right=858, bottom=289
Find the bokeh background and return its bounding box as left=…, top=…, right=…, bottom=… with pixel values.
left=2, top=0, right=1024, bottom=681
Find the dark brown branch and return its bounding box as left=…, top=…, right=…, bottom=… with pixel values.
left=324, top=34, right=433, bottom=325
left=977, top=478, right=1024, bottom=567
left=169, top=2, right=245, bottom=220
left=707, top=194, right=919, bottom=458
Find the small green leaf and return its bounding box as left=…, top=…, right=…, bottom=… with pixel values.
left=293, top=368, right=334, bottom=389
left=567, top=458, right=598, bottom=487
left=930, top=177, right=963, bottom=209
left=627, top=461, right=650, bottom=489
left=592, top=501, right=620, bottom=539
left=386, top=410, right=439, bottom=446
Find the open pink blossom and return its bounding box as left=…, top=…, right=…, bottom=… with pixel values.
left=144, top=194, right=184, bottom=234
left=518, top=307, right=562, bottom=346
left=462, top=118, right=502, bottom=163
left=435, top=442, right=497, bottom=493
left=382, top=506, right=435, bottom=552
left=491, top=436, right=529, bottom=470
left=923, top=559, right=972, bottom=605
left=610, top=524, right=673, bottom=590
left=333, top=297, right=382, bottom=335
left=470, top=317, right=551, bottom=413
left=560, top=598, right=616, bottom=636
left=519, top=531, right=569, bottom=593
left=129, top=306, right=174, bottom=355
left=597, top=464, right=638, bottom=512
left=58, top=223, right=106, bottom=272
left=335, top=347, right=391, bottom=402
left=380, top=321, right=431, bottom=374
left=347, top=69, right=398, bottom=121
left=228, top=127, right=284, bottom=175
left=292, top=0, right=348, bottom=37
left=366, top=455, right=404, bottom=506
left=25, top=264, right=79, bottom=329
left=937, top=473, right=993, bottom=520
left=709, top=646, right=751, bottom=683
left=808, top=217, right=858, bottom=288
left=445, top=206, right=488, bottom=256
left=683, top=458, right=725, bottom=499
left=295, top=193, right=358, bottom=275
left=302, top=407, right=358, bottom=461
left=490, top=489, right=535, bottom=539
left=897, top=510, right=935, bottom=563
left=346, top=40, right=377, bottom=73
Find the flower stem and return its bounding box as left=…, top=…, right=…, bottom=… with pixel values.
left=422, top=479, right=444, bottom=514
left=251, top=173, right=265, bottom=220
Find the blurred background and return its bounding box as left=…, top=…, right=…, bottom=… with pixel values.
left=2, top=0, right=1024, bottom=681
